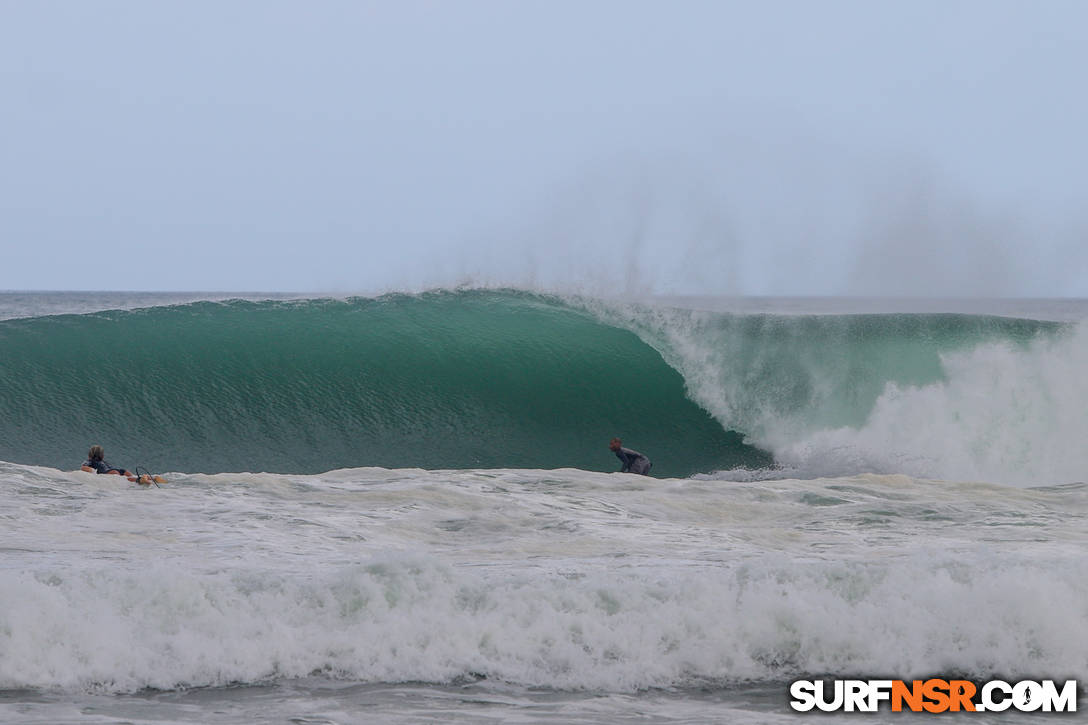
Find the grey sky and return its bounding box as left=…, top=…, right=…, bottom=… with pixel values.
left=2, top=1, right=1085, bottom=295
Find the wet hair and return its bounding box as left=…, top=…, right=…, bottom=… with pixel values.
left=88, top=445, right=104, bottom=462
left=610, top=437, right=622, bottom=447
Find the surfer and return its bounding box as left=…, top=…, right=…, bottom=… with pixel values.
left=609, top=437, right=652, bottom=475
left=81, top=445, right=148, bottom=483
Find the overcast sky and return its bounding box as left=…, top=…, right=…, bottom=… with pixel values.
left=2, top=1, right=1085, bottom=296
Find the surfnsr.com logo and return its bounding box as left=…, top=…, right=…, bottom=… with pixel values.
left=790, top=679, right=1078, bottom=713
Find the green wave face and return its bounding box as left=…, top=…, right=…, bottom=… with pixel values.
left=0, top=291, right=766, bottom=476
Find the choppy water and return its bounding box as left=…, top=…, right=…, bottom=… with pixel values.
left=2, top=292, right=1086, bottom=723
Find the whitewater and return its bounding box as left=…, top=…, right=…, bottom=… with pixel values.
left=1, top=291, right=1086, bottom=724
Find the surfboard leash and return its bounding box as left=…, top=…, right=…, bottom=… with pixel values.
left=134, top=466, right=162, bottom=488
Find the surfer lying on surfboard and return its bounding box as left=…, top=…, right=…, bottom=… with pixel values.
left=81, top=445, right=165, bottom=485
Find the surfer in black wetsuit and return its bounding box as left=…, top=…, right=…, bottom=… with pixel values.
left=81, top=445, right=139, bottom=481
left=609, top=437, right=652, bottom=475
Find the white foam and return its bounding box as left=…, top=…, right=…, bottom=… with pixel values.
left=1, top=550, right=1085, bottom=694
left=771, top=323, right=1088, bottom=485
left=3, top=462, right=1084, bottom=694
left=589, top=297, right=1088, bottom=486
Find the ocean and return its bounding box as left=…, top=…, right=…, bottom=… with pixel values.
left=1, top=290, right=1085, bottom=724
